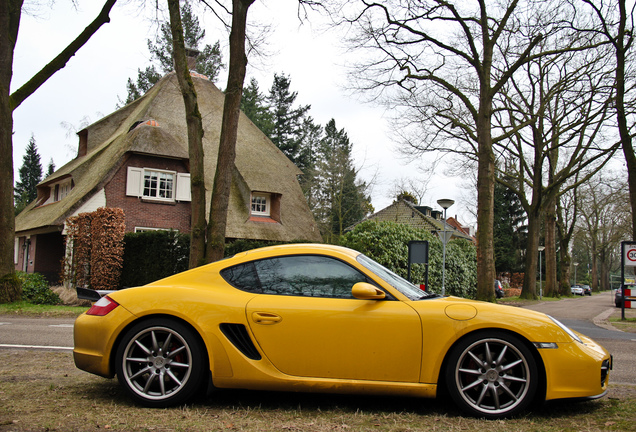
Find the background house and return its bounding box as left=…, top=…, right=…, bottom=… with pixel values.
left=14, top=71, right=322, bottom=282
left=350, top=199, right=475, bottom=242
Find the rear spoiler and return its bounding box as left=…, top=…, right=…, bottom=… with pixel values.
left=76, top=287, right=116, bottom=302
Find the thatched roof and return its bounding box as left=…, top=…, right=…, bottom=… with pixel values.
left=16, top=72, right=322, bottom=243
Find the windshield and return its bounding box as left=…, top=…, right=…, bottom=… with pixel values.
left=357, top=254, right=438, bottom=301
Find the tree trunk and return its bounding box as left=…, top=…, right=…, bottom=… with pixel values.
left=167, top=0, right=207, bottom=268
left=590, top=237, right=599, bottom=291
left=522, top=208, right=541, bottom=299
left=0, top=1, right=22, bottom=301
left=615, top=4, right=636, bottom=241
left=475, top=94, right=496, bottom=301
left=206, top=0, right=254, bottom=263
left=544, top=195, right=558, bottom=297
left=1, top=0, right=116, bottom=303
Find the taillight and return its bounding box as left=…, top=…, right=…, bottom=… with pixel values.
left=86, top=296, right=119, bottom=316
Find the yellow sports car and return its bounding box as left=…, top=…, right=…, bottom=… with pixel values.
left=74, top=244, right=611, bottom=418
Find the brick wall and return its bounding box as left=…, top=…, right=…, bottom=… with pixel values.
left=105, top=154, right=191, bottom=233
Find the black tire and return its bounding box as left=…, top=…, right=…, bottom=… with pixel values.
left=445, top=331, right=538, bottom=419
left=115, top=318, right=206, bottom=407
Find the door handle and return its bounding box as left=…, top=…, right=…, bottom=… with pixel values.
left=252, top=312, right=282, bottom=325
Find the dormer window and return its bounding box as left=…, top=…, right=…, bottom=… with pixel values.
left=251, top=193, right=270, bottom=216
left=39, top=177, right=74, bottom=205
left=249, top=192, right=281, bottom=223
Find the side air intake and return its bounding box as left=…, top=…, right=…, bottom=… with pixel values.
left=219, top=323, right=262, bottom=360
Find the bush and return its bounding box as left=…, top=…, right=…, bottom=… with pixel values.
left=340, top=220, right=477, bottom=299
left=121, top=230, right=190, bottom=287
left=16, top=271, right=61, bottom=305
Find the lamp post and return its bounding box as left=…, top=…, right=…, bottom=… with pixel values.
left=538, top=246, right=545, bottom=299
left=437, top=198, right=454, bottom=296
left=574, top=262, right=579, bottom=285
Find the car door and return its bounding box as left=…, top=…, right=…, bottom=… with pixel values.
left=237, top=255, right=422, bottom=382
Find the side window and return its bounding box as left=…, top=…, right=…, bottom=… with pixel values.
left=222, top=255, right=369, bottom=298
left=258, top=255, right=368, bottom=298
left=221, top=262, right=262, bottom=293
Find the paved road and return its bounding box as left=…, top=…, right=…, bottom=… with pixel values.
left=522, top=291, right=636, bottom=385
left=0, top=315, right=75, bottom=350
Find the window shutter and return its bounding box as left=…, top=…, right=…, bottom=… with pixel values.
left=126, top=167, right=143, bottom=197
left=176, top=173, right=191, bottom=201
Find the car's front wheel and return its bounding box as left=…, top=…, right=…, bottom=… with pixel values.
left=115, top=318, right=207, bottom=407
left=445, top=331, right=538, bottom=419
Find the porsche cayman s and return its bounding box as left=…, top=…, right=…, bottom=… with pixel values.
left=74, top=244, right=611, bottom=418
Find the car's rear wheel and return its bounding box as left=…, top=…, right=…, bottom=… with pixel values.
left=115, top=318, right=206, bottom=407
left=445, top=331, right=538, bottom=419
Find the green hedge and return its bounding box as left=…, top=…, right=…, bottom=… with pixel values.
left=340, top=220, right=477, bottom=299
left=120, top=230, right=190, bottom=287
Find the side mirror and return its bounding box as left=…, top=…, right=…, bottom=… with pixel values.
left=352, top=282, right=386, bottom=300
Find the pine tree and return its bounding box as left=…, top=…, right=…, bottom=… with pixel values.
left=494, top=178, right=527, bottom=273
left=267, top=73, right=311, bottom=171
left=315, top=119, right=370, bottom=242
left=14, top=135, right=43, bottom=214
left=121, top=3, right=224, bottom=106
left=46, top=158, right=55, bottom=177
left=241, top=78, right=273, bottom=136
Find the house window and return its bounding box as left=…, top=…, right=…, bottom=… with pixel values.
left=251, top=193, right=270, bottom=216
left=134, top=227, right=175, bottom=233
left=143, top=170, right=174, bottom=200
left=127, top=167, right=191, bottom=202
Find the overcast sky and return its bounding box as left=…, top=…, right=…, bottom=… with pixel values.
left=12, top=1, right=471, bottom=222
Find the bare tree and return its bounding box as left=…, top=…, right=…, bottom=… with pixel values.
left=0, top=0, right=117, bottom=302
left=577, top=0, right=636, bottom=241
left=494, top=28, right=617, bottom=298
left=167, top=0, right=207, bottom=268
left=577, top=173, right=632, bottom=290
left=338, top=0, right=548, bottom=300
left=206, top=0, right=255, bottom=262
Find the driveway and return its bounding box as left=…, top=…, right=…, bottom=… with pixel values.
left=521, top=291, right=636, bottom=385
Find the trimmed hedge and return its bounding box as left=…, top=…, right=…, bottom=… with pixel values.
left=120, top=230, right=190, bottom=287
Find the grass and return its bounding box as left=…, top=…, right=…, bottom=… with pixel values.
left=0, top=301, right=88, bottom=317
left=0, top=350, right=634, bottom=432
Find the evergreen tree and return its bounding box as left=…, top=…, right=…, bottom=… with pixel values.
left=46, top=158, right=55, bottom=177
left=315, top=119, right=370, bottom=242
left=14, top=135, right=43, bottom=214
left=241, top=78, right=273, bottom=136
left=267, top=73, right=311, bottom=171
left=494, top=179, right=527, bottom=273
left=121, top=3, right=224, bottom=106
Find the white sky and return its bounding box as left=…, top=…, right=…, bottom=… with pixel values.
left=11, top=1, right=471, bottom=223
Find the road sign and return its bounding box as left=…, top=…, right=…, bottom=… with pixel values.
left=625, top=243, right=636, bottom=267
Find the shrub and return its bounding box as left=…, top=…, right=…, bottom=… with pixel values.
left=16, top=271, right=61, bottom=305
left=340, top=220, right=477, bottom=299
left=121, top=230, right=190, bottom=287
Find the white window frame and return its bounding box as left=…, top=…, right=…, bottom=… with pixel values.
left=134, top=227, right=177, bottom=233
left=143, top=169, right=175, bottom=201
left=251, top=193, right=271, bottom=216
left=127, top=167, right=191, bottom=202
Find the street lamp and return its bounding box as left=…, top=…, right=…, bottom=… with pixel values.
left=574, top=262, right=579, bottom=285
left=538, top=246, right=545, bottom=299
left=437, top=198, right=454, bottom=296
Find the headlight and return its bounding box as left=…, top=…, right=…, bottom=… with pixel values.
left=548, top=315, right=582, bottom=344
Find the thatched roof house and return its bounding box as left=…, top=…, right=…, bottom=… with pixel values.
left=14, top=71, right=321, bottom=282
